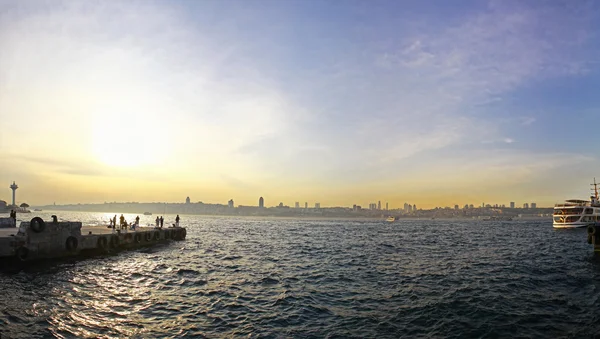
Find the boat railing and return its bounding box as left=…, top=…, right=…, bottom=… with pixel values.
left=553, top=210, right=583, bottom=215
left=554, top=203, right=589, bottom=207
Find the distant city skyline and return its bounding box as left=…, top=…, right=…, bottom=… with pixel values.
left=17, top=190, right=544, bottom=210
left=0, top=180, right=573, bottom=210
left=1, top=1, right=600, bottom=207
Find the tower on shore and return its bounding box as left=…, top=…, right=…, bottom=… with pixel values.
left=259, top=197, right=264, bottom=208
left=9, top=181, right=18, bottom=206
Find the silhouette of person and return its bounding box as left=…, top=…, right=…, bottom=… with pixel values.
left=160, top=216, right=164, bottom=228
left=155, top=216, right=160, bottom=227
left=119, top=214, right=125, bottom=229
left=135, top=215, right=140, bottom=228
left=175, top=215, right=180, bottom=227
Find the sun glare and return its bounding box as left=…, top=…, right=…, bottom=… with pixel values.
left=91, top=110, right=167, bottom=167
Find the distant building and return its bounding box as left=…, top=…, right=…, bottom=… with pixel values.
left=259, top=197, right=264, bottom=208
left=185, top=197, right=190, bottom=204
left=413, top=204, right=416, bottom=211
left=378, top=201, right=381, bottom=210
left=386, top=202, right=388, bottom=211
left=278, top=202, right=284, bottom=208
left=408, top=204, right=413, bottom=212
left=305, top=202, right=308, bottom=209
left=228, top=199, right=234, bottom=208
left=468, top=204, right=473, bottom=209
left=531, top=202, right=537, bottom=209
left=295, top=202, right=300, bottom=208
left=353, top=204, right=357, bottom=211
left=315, top=202, right=320, bottom=209
left=454, top=205, right=459, bottom=210
left=523, top=203, right=529, bottom=209
left=510, top=202, right=515, bottom=209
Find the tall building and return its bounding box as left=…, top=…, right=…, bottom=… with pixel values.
left=259, top=197, right=264, bottom=208
left=386, top=202, right=388, bottom=211
left=454, top=205, right=459, bottom=210
left=305, top=202, right=308, bottom=209
left=185, top=196, right=190, bottom=204
left=413, top=204, right=416, bottom=211
left=510, top=202, right=515, bottom=209
left=228, top=199, right=234, bottom=208
left=523, top=203, right=529, bottom=209
left=295, top=202, right=300, bottom=208
left=9, top=181, right=18, bottom=206
left=315, top=202, right=320, bottom=209
left=378, top=201, right=381, bottom=210
left=531, top=202, right=537, bottom=209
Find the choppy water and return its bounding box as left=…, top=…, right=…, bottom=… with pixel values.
left=1, top=212, right=599, bottom=338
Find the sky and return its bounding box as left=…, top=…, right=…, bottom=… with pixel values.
left=1, top=0, right=599, bottom=208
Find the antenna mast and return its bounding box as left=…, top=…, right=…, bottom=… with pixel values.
left=592, top=178, right=599, bottom=200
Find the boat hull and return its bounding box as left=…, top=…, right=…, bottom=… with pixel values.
left=552, top=222, right=590, bottom=229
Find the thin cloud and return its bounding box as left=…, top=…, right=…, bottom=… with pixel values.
left=520, top=117, right=536, bottom=126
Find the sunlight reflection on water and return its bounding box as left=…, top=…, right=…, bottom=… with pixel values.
left=1, top=212, right=600, bottom=338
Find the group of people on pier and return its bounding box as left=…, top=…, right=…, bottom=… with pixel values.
left=108, top=214, right=180, bottom=231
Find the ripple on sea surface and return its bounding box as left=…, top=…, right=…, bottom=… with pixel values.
left=1, top=213, right=600, bottom=338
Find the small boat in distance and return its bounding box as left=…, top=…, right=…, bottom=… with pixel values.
left=386, top=216, right=396, bottom=222
left=553, top=178, right=600, bottom=229
left=143, top=212, right=152, bottom=216
left=483, top=216, right=513, bottom=221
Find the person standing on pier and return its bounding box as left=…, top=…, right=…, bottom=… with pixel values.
left=119, top=214, right=125, bottom=229
left=175, top=215, right=180, bottom=227
left=155, top=216, right=160, bottom=227
left=159, top=216, right=164, bottom=228
left=135, top=215, right=140, bottom=229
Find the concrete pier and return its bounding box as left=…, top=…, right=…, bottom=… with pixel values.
left=0, top=216, right=187, bottom=263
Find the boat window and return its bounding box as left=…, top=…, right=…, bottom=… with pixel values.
left=585, top=208, right=593, bottom=214
left=565, top=216, right=581, bottom=222
left=553, top=216, right=563, bottom=222
left=555, top=208, right=583, bottom=215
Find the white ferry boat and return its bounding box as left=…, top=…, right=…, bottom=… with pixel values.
left=553, top=179, right=600, bottom=229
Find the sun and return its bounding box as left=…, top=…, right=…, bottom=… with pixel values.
left=91, top=110, right=167, bottom=167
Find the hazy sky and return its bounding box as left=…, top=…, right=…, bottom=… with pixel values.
left=1, top=0, right=599, bottom=208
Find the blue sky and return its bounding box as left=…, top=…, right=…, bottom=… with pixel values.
left=0, top=0, right=599, bottom=207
